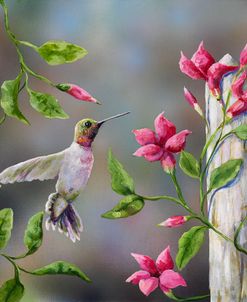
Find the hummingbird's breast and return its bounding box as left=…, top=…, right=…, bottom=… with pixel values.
left=56, top=142, right=94, bottom=199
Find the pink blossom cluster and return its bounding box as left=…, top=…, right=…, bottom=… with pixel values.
left=180, top=42, right=247, bottom=119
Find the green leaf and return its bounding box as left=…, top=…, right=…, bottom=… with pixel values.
left=232, top=124, right=247, bottom=140
left=0, top=208, right=13, bottom=250
left=209, top=159, right=243, bottom=191
left=28, top=88, right=69, bottom=119
left=37, top=40, right=88, bottom=65
left=101, top=195, right=144, bottom=219
left=24, top=211, right=44, bottom=256
left=108, top=149, right=135, bottom=195
left=1, top=74, right=29, bottom=125
left=32, top=261, right=91, bottom=283
left=179, top=151, right=200, bottom=179
left=176, top=226, right=207, bottom=270
left=0, top=278, right=24, bottom=302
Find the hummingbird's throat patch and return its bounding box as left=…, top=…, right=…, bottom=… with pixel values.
left=77, top=136, right=93, bottom=147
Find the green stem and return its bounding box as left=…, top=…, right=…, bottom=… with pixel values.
left=143, top=194, right=233, bottom=243
left=18, top=266, right=36, bottom=275
left=170, top=170, right=187, bottom=205
left=1, top=253, right=20, bottom=279
left=167, top=291, right=210, bottom=301
left=200, top=109, right=227, bottom=214
left=140, top=195, right=182, bottom=206
left=234, top=216, right=247, bottom=255
left=18, top=40, right=38, bottom=50
left=0, top=0, right=55, bottom=87
left=0, top=112, right=6, bottom=125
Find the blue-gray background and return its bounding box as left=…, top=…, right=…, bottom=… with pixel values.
left=0, top=0, right=246, bottom=301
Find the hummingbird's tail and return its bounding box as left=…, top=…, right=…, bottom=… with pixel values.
left=45, top=193, right=83, bottom=243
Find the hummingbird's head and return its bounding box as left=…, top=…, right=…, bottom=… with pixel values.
left=74, top=112, right=130, bottom=147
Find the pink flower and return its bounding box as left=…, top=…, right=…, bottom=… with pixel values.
left=133, top=112, right=191, bottom=173
left=227, top=71, right=247, bottom=119
left=179, top=41, right=238, bottom=98
left=240, top=43, right=247, bottom=67
left=158, top=215, right=189, bottom=228
left=56, top=83, right=101, bottom=104
left=183, top=87, right=203, bottom=116
left=126, top=246, right=187, bottom=296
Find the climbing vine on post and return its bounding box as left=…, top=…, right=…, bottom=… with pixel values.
left=103, top=42, right=247, bottom=301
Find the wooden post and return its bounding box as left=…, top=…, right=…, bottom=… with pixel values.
left=206, top=54, right=247, bottom=302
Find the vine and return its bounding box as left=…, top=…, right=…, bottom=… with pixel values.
left=103, top=42, right=247, bottom=299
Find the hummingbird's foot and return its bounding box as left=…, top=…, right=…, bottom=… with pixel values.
left=45, top=192, right=83, bottom=243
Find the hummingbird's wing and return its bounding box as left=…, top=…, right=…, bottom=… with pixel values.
left=0, top=152, right=65, bottom=185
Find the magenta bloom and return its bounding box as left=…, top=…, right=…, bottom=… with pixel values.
left=240, top=43, right=247, bottom=67
left=159, top=215, right=188, bottom=228
left=227, top=71, right=247, bottom=118
left=57, top=83, right=101, bottom=104
left=133, top=112, right=191, bottom=173
left=126, top=246, right=187, bottom=296
left=179, top=41, right=238, bottom=98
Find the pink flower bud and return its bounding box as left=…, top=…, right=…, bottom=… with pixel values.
left=161, top=152, right=176, bottom=174
left=240, top=43, right=247, bottom=67
left=183, top=87, right=203, bottom=117
left=56, top=83, right=101, bottom=104
left=226, top=99, right=247, bottom=119
left=158, top=216, right=188, bottom=228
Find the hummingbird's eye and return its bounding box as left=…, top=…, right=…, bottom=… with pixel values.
left=84, top=121, right=92, bottom=128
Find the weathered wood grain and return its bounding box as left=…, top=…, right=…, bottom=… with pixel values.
left=206, top=54, right=247, bottom=302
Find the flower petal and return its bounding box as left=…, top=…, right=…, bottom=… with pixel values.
left=126, top=270, right=151, bottom=285
left=191, top=41, right=215, bottom=77
left=156, top=246, right=174, bottom=273
left=131, top=253, right=158, bottom=275
left=139, top=277, right=159, bottom=296
left=154, top=112, right=176, bottom=144
left=159, top=216, right=188, bottom=228
left=133, top=144, right=163, bottom=162
left=165, top=130, right=192, bottom=153
left=240, top=43, right=247, bottom=66
left=132, top=128, right=157, bottom=146
left=160, top=270, right=187, bottom=290
left=231, top=71, right=247, bottom=98
left=226, top=99, right=247, bottom=119
left=207, top=63, right=239, bottom=98
left=161, top=153, right=176, bottom=173
left=179, top=52, right=206, bottom=80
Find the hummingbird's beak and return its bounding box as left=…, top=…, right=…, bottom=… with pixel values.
left=97, top=111, right=130, bottom=127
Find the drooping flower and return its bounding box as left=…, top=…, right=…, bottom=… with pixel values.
left=56, top=83, right=101, bottom=104
left=227, top=71, right=247, bottom=119
left=126, top=246, right=187, bottom=296
left=183, top=87, right=203, bottom=117
left=179, top=41, right=238, bottom=99
left=158, top=215, right=189, bottom=228
left=133, top=112, right=191, bottom=173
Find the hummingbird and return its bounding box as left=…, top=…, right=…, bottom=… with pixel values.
left=0, top=112, right=130, bottom=242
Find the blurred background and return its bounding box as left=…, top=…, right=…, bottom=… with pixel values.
left=0, top=0, right=246, bottom=301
